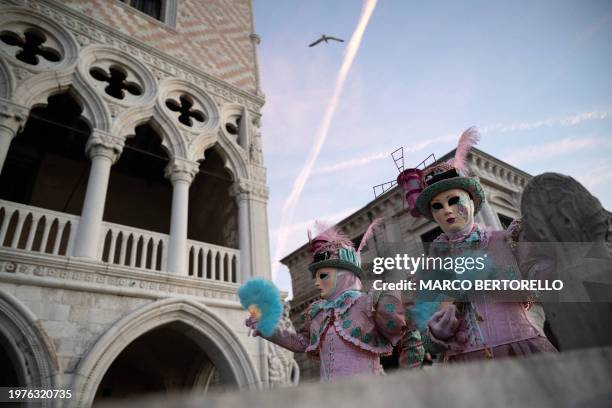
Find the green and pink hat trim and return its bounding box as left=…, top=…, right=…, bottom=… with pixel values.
left=307, top=219, right=382, bottom=280
left=397, top=127, right=485, bottom=220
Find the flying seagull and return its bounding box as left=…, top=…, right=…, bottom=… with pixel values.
left=308, top=35, right=345, bottom=47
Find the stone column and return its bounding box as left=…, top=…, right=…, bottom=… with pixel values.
left=165, top=158, right=199, bottom=275
left=480, top=199, right=503, bottom=230
left=0, top=102, right=27, bottom=175
left=233, top=176, right=271, bottom=281
left=73, top=130, right=124, bottom=258
left=232, top=182, right=252, bottom=283
left=249, top=33, right=263, bottom=96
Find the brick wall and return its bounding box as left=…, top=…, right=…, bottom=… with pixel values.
left=63, top=0, right=258, bottom=93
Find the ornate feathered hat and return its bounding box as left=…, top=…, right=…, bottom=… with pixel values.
left=399, top=127, right=485, bottom=220
left=307, top=219, right=381, bottom=280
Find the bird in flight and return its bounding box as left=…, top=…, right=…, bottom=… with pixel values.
left=308, top=35, right=345, bottom=47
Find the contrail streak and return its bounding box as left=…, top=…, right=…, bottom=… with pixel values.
left=272, top=0, right=378, bottom=280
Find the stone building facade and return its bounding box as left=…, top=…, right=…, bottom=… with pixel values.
left=0, top=0, right=297, bottom=406
left=281, top=148, right=531, bottom=380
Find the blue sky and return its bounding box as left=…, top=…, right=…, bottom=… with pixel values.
left=252, top=0, right=612, bottom=296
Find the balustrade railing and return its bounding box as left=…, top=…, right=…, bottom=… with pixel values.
left=0, top=200, right=78, bottom=256
left=0, top=200, right=239, bottom=282
left=187, top=240, right=239, bottom=283
left=99, top=222, right=169, bottom=272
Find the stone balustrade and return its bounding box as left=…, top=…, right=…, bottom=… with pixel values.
left=0, top=199, right=79, bottom=256
left=187, top=239, right=239, bottom=282
left=100, top=222, right=168, bottom=272
left=0, top=199, right=239, bottom=282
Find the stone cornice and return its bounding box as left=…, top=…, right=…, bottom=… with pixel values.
left=280, top=148, right=530, bottom=264
left=0, top=249, right=242, bottom=305
left=19, top=0, right=265, bottom=113
left=438, top=148, right=532, bottom=182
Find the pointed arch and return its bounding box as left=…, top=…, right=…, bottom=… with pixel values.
left=71, top=297, right=260, bottom=407
left=0, top=288, right=59, bottom=405
left=210, top=129, right=249, bottom=180
left=14, top=70, right=111, bottom=132
left=111, top=104, right=156, bottom=140
left=150, top=105, right=186, bottom=160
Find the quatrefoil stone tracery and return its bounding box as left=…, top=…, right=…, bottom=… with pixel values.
left=225, top=116, right=241, bottom=135
left=89, top=66, right=143, bottom=100
left=0, top=28, right=61, bottom=65
left=165, top=95, right=207, bottom=127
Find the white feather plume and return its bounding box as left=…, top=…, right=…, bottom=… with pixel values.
left=454, top=126, right=480, bottom=173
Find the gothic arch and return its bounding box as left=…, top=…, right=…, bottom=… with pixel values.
left=0, top=288, right=59, bottom=408
left=211, top=130, right=249, bottom=180
left=150, top=105, right=187, bottom=160
left=0, top=6, right=90, bottom=125
left=111, top=104, right=156, bottom=140
left=70, top=297, right=260, bottom=407
left=14, top=71, right=111, bottom=132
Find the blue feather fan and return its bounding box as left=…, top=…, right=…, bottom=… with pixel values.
left=238, top=278, right=282, bottom=337
left=411, top=300, right=442, bottom=332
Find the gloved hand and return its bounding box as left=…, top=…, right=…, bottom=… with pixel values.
left=428, top=304, right=460, bottom=341
left=245, top=315, right=260, bottom=337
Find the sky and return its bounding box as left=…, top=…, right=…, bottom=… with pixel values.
left=252, top=0, right=612, bottom=297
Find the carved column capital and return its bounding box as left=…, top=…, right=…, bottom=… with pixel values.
left=231, top=178, right=269, bottom=202
left=230, top=178, right=251, bottom=201
left=0, top=99, right=29, bottom=135
left=164, top=157, right=199, bottom=185
left=86, top=130, right=124, bottom=163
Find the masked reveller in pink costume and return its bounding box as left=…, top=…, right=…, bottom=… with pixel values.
left=246, top=223, right=407, bottom=381
left=399, top=127, right=557, bottom=363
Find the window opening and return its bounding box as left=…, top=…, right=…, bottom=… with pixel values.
left=121, top=0, right=162, bottom=20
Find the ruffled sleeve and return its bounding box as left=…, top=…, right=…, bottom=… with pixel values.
left=421, top=330, right=450, bottom=355
left=374, top=290, right=406, bottom=346
left=265, top=309, right=311, bottom=353
left=423, top=322, right=467, bottom=354
left=398, top=329, right=425, bottom=368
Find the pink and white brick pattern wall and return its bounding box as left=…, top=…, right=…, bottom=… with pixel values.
left=63, top=0, right=258, bottom=93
